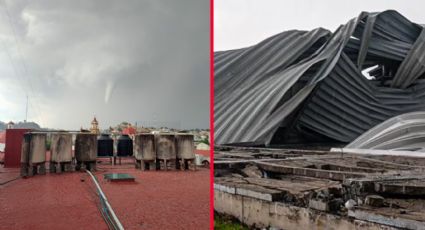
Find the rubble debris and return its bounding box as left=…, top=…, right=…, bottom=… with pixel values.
left=309, top=199, right=329, bottom=212
left=214, top=146, right=425, bottom=229
left=345, top=199, right=356, bottom=210
left=241, top=164, right=263, bottom=178
left=365, top=195, right=384, bottom=207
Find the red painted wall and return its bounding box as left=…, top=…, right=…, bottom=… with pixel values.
left=4, top=129, right=31, bottom=168
left=195, top=149, right=210, bottom=157
left=0, top=131, right=5, bottom=143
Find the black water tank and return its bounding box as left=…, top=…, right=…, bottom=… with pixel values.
left=117, top=134, right=133, bottom=156
left=97, top=134, right=114, bottom=157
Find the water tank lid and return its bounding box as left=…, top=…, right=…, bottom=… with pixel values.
left=118, top=134, right=131, bottom=140
left=98, top=133, right=112, bottom=140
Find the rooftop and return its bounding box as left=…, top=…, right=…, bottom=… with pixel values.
left=0, top=159, right=210, bottom=229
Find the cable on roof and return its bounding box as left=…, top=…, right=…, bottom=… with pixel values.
left=85, top=169, right=124, bottom=230
left=0, top=175, right=21, bottom=185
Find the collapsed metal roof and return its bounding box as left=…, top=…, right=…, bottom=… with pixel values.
left=214, top=10, right=425, bottom=146
left=345, top=111, right=425, bottom=151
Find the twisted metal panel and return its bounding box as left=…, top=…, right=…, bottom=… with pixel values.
left=214, top=10, right=425, bottom=146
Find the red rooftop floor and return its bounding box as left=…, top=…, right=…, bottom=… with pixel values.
left=0, top=161, right=210, bottom=229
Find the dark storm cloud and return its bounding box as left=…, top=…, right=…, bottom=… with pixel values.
left=0, top=0, right=209, bottom=129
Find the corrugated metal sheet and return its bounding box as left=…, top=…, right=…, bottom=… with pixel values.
left=214, top=10, right=425, bottom=146
left=346, top=111, right=425, bottom=151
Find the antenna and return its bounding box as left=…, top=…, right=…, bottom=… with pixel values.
left=25, top=94, right=28, bottom=122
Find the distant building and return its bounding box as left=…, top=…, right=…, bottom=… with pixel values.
left=122, top=123, right=136, bottom=139
left=0, top=131, right=5, bottom=153
left=196, top=142, right=210, bottom=150
left=0, top=131, right=5, bottom=143
left=90, top=116, right=100, bottom=134
left=136, top=127, right=151, bottom=133
left=7, top=121, right=14, bottom=129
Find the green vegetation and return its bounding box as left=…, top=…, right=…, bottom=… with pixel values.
left=214, top=214, right=248, bottom=230
left=200, top=137, right=210, bottom=145
left=45, top=138, right=51, bottom=151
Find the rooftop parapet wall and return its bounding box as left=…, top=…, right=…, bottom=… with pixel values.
left=214, top=146, right=425, bottom=229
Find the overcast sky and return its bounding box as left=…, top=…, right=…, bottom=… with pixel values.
left=215, top=0, right=425, bottom=51
left=0, top=0, right=209, bottom=130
